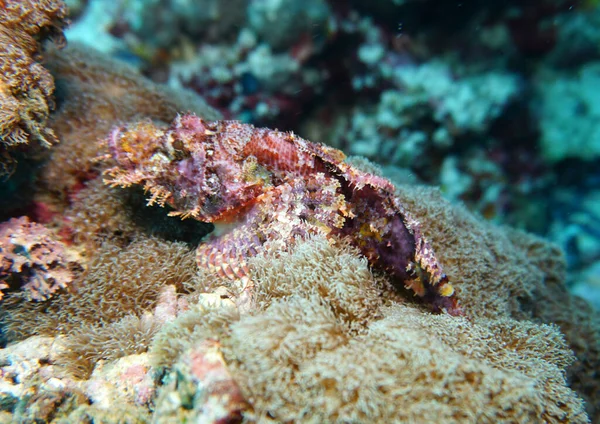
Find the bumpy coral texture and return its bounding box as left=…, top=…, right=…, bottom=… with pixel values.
left=0, top=20, right=595, bottom=421
left=392, top=185, right=554, bottom=319
left=62, top=177, right=142, bottom=249
left=105, top=115, right=459, bottom=315
left=505, top=228, right=600, bottom=420
left=0, top=0, right=67, bottom=171
left=151, top=235, right=588, bottom=423
left=0, top=216, right=80, bottom=301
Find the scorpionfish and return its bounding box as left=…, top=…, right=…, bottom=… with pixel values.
left=104, top=114, right=461, bottom=315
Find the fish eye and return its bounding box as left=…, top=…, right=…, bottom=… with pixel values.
left=172, top=139, right=185, bottom=151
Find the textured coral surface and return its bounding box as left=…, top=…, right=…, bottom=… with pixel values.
left=0, top=216, right=80, bottom=301
left=0, top=0, right=68, bottom=171
left=150, top=235, right=589, bottom=423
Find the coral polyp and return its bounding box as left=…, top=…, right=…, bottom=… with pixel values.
left=105, top=114, right=460, bottom=315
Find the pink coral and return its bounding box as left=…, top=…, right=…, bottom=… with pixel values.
left=154, top=338, right=249, bottom=423
left=105, top=114, right=459, bottom=315
left=0, top=216, right=80, bottom=301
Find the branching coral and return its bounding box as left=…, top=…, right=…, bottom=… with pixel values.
left=0, top=0, right=68, bottom=172
left=0, top=216, right=81, bottom=301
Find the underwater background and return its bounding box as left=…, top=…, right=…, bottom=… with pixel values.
left=1, top=0, right=600, bottom=422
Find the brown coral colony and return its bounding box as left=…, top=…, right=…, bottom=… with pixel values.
left=105, top=114, right=460, bottom=315
left=0, top=0, right=68, bottom=171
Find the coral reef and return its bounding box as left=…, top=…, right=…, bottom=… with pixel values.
left=2, top=187, right=598, bottom=421
left=57, top=0, right=600, bottom=266
left=58, top=237, right=193, bottom=328
left=150, top=235, right=589, bottom=423
left=167, top=28, right=321, bottom=128
left=0, top=335, right=86, bottom=422
left=343, top=63, right=518, bottom=162
left=398, top=186, right=600, bottom=419
left=0, top=0, right=599, bottom=422
left=247, top=0, right=331, bottom=51
left=0, top=44, right=218, bottom=263
left=0, top=216, right=81, bottom=301
left=129, top=0, right=247, bottom=48
left=536, top=63, right=600, bottom=162
left=0, top=0, right=68, bottom=172
left=0, top=235, right=200, bottom=382
left=0, top=335, right=152, bottom=423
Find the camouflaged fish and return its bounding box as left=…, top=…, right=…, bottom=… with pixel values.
left=104, top=114, right=461, bottom=315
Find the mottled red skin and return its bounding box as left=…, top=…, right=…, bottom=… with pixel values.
left=105, top=114, right=461, bottom=315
